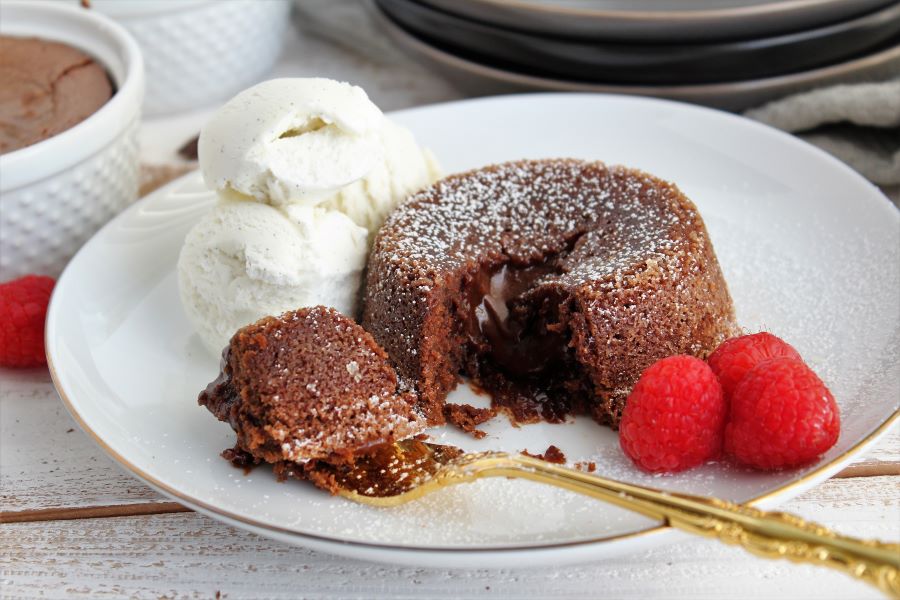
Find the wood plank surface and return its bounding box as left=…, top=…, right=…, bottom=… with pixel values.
left=0, top=379, right=162, bottom=513
left=3, top=475, right=896, bottom=600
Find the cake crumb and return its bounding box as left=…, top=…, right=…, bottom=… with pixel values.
left=443, top=403, right=496, bottom=437
left=179, top=134, right=199, bottom=161
left=575, top=461, right=597, bottom=472
left=522, top=444, right=567, bottom=464
left=222, top=445, right=259, bottom=474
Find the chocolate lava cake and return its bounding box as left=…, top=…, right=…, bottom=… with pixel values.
left=199, top=306, right=425, bottom=466
left=362, top=159, right=737, bottom=429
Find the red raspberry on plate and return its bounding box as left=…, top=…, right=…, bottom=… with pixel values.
left=620, top=355, right=726, bottom=473
left=725, top=357, right=840, bottom=470
left=707, top=332, right=802, bottom=401
left=0, top=275, right=55, bottom=368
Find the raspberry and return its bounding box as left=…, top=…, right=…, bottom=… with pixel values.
left=725, top=357, right=840, bottom=470
left=620, top=355, right=726, bottom=473
left=0, top=275, right=55, bottom=368
left=707, top=332, right=801, bottom=401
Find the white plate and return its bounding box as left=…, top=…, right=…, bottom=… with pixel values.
left=47, top=94, right=900, bottom=568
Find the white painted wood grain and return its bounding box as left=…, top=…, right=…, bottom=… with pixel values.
left=866, top=425, right=900, bottom=463
left=0, top=378, right=161, bottom=512
left=3, top=373, right=898, bottom=514
left=3, top=475, right=895, bottom=600
left=844, top=421, right=900, bottom=463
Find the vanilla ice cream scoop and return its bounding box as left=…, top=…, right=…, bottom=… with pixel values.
left=181, top=77, right=442, bottom=355
left=198, top=78, right=385, bottom=205
left=178, top=200, right=368, bottom=354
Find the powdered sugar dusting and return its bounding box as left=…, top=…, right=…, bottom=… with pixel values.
left=377, top=159, right=682, bottom=275
left=708, top=213, right=900, bottom=429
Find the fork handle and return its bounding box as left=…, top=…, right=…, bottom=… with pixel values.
left=485, top=455, right=900, bottom=597
left=660, top=493, right=899, bottom=598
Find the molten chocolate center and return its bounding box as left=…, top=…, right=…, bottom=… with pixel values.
left=467, top=264, right=568, bottom=377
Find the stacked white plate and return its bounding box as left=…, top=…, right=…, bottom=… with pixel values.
left=374, top=0, right=900, bottom=110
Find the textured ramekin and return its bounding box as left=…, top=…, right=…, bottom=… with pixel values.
left=92, top=0, right=291, bottom=116
left=0, top=1, right=144, bottom=280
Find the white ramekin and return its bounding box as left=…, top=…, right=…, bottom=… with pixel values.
left=90, top=0, right=291, bottom=116
left=0, top=1, right=144, bottom=281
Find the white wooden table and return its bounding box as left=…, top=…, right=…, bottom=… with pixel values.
left=2, top=4, right=898, bottom=598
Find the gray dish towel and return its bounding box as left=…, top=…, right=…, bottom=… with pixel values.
left=745, top=79, right=900, bottom=205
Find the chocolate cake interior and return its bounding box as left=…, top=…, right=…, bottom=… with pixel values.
left=460, top=249, right=594, bottom=424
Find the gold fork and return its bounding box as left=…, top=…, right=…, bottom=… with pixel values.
left=318, top=440, right=900, bottom=598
